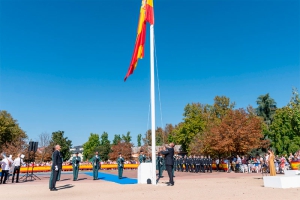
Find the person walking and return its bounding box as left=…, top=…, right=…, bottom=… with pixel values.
left=160, top=143, right=175, bottom=186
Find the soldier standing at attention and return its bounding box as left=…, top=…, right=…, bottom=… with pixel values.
left=207, top=155, right=212, bottom=173
left=179, top=156, right=183, bottom=172
left=117, top=153, right=125, bottom=179
left=56, top=156, right=63, bottom=181
left=195, top=156, right=200, bottom=173
left=138, top=151, right=146, bottom=164
left=72, top=152, right=81, bottom=181
left=200, top=155, right=205, bottom=173
left=172, top=155, right=176, bottom=177
left=157, top=153, right=163, bottom=178
left=203, top=156, right=208, bottom=172
left=92, top=151, right=101, bottom=180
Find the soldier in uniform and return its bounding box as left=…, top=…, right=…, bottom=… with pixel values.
left=117, top=153, right=125, bottom=179
left=172, top=155, right=176, bottom=177
left=200, top=155, right=205, bottom=173
left=56, top=156, right=63, bottom=181
left=157, top=153, right=163, bottom=178
left=92, top=151, right=101, bottom=180
left=195, top=156, right=200, bottom=173
left=207, top=155, right=212, bottom=173
left=72, top=152, right=81, bottom=181
left=49, top=148, right=55, bottom=190
left=203, top=156, right=208, bottom=172
left=138, top=151, right=146, bottom=164
left=179, top=156, right=183, bottom=172
left=183, top=155, right=187, bottom=172
left=192, top=155, right=197, bottom=173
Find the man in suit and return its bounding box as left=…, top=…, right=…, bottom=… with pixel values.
left=117, top=153, right=125, bottom=179
left=92, top=151, right=101, bottom=180
left=72, top=152, right=81, bottom=181
left=160, top=143, right=175, bottom=186
left=50, top=145, right=63, bottom=191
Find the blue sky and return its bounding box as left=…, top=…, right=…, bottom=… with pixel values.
left=0, top=0, right=299, bottom=146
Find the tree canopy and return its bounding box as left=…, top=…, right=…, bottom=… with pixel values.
left=0, top=110, right=27, bottom=155
left=50, top=130, right=72, bottom=161
left=82, top=133, right=101, bottom=160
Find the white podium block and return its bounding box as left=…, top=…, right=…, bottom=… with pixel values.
left=263, top=176, right=300, bottom=188
left=138, top=163, right=153, bottom=184
left=284, top=170, right=300, bottom=176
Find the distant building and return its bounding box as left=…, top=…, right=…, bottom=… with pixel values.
left=69, top=145, right=84, bottom=161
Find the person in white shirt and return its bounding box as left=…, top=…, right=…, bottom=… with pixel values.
left=0, top=154, right=11, bottom=184
left=12, top=153, right=24, bottom=183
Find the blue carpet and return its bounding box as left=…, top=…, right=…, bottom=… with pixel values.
left=85, top=172, right=137, bottom=185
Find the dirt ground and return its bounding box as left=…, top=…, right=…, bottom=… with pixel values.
left=1, top=170, right=299, bottom=200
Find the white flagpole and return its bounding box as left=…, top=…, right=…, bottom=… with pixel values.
left=150, top=23, right=156, bottom=185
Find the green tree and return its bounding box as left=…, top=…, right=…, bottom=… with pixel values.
left=113, top=134, right=121, bottom=145
left=137, top=134, right=142, bottom=147
left=213, top=96, right=235, bottom=120
left=122, top=131, right=132, bottom=143
left=173, top=103, right=207, bottom=152
left=268, top=90, right=300, bottom=155
left=0, top=110, right=27, bottom=153
left=50, top=131, right=72, bottom=161
left=82, top=133, right=100, bottom=160
left=97, top=132, right=111, bottom=161
left=256, top=93, right=277, bottom=125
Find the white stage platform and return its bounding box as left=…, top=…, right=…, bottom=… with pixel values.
left=137, top=163, right=153, bottom=184
left=263, top=175, right=300, bottom=189
left=284, top=170, right=300, bottom=176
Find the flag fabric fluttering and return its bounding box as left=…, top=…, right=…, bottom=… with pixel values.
left=124, top=0, right=154, bottom=81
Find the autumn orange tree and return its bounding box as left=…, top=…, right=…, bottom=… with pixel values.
left=109, top=142, right=132, bottom=161
left=204, top=108, right=268, bottom=156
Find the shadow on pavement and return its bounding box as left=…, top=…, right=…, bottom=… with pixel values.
left=57, top=184, right=74, bottom=190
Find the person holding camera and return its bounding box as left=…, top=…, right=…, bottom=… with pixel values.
left=50, top=145, right=62, bottom=191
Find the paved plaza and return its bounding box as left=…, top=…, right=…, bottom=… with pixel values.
left=1, top=170, right=299, bottom=199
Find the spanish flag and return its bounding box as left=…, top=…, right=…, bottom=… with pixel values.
left=124, top=0, right=154, bottom=81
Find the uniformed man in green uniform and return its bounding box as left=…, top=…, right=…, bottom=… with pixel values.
left=72, top=152, right=81, bottom=181
left=172, top=155, right=176, bottom=177
left=138, top=151, right=146, bottom=164
left=117, top=153, right=125, bottom=179
left=49, top=148, right=55, bottom=189
left=157, top=153, right=163, bottom=178
left=92, top=151, right=101, bottom=180
left=56, top=157, right=63, bottom=181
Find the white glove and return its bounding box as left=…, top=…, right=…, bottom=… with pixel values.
left=55, top=165, right=58, bottom=171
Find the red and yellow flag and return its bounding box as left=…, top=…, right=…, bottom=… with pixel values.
left=124, top=0, right=154, bottom=81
